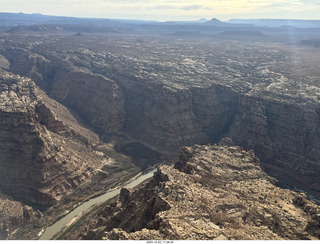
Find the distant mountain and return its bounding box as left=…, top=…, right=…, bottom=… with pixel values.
left=2, top=13, right=320, bottom=29
left=227, top=19, right=320, bottom=28
left=0, top=12, right=76, bottom=27
left=7, top=24, right=119, bottom=34
left=0, top=12, right=256, bottom=35
left=205, top=18, right=230, bottom=26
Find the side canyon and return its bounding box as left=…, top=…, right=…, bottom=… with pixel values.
left=0, top=19, right=320, bottom=239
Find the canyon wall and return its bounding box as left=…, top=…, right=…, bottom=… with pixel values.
left=121, top=83, right=208, bottom=154
left=228, top=95, right=320, bottom=191
left=0, top=71, right=107, bottom=206
left=1, top=36, right=320, bottom=201
left=50, top=71, right=126, bottom=134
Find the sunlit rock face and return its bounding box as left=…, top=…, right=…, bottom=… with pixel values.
left=0, top=71, right=105, bottom=206
left=69, top=144, right=320, bottom=240
left=1, top=33, right=320, bottom=202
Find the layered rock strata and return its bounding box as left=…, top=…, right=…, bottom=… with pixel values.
left=228, top=95, right=320, bottom=191
left=1, top=35, right=320, bottom=196
left=70, top=144, right=320, bottom=240
left=50, top=71, right=126, bottom=134
left=0, top=71, right=108, bottom=205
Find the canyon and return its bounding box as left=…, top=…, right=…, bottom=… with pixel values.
left=0, top=14, right=320, bottom=239
left=63, top=144, right=320, bottom=240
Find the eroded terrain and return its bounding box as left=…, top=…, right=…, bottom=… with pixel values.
left=63, top=143, right=320, bottom=240
left=0, top=18, right=320, bottom=239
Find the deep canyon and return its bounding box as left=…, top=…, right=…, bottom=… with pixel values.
left=0, top=13, right=320, bottom=239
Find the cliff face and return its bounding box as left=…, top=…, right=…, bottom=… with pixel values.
left=228, top=95, right=320, bottom=191
left=125, top=83, right=240, bottom=154
left=0, top=46, right=59, bottom=91
left=47, top=70, right=240, bottom=157
left=0, top=71, right=108, bottom=206
left=121, top=79, right=320, bottom=193
left=1, top=34, right=320, bottom=199
left=191, top=85, right=239, bottom=141
left=122, top=83, right=208, bottom=154
left=50, top=71, right=125, bottom=134
left=69, top=144, right=320, bottom=240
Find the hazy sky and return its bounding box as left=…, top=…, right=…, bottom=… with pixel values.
left=1, top=0, right=320, bottom=21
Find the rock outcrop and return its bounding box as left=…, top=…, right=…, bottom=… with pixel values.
left=228, top=94, right=320, bottom=191
left=0, top=193, right=39, bottom=239
left=69, top=144, right=320, bottom=240
left=1, top=33, right=320, bottom=200
left=0, top=70, right=108, bottom=205
left=121, top=83, right=209, bottom=154
left=50, top=71, right=125, bottom=134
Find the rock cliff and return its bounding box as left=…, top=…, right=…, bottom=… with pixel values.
left=1, top=34, right=320, bottom=200
left=0, top=70, right=113, bottom=206
left=67, top=144, right=320, bottom=240
left=228, top=94, right=320, bottom=191
left=50, top=71, right=125, bottom=134
left=121, top=83, right=208, bottom=154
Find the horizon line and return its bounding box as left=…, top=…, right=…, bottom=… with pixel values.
left=1, top=11, right=320, bottom=23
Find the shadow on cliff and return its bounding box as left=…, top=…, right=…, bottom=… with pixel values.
left=114, top=142, right=164, bottom=170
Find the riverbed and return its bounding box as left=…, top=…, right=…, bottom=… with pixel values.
left=40, top=168, right=158, bottom=240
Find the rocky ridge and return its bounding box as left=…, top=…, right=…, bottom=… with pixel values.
left=0, top=70, right=127, bottom=206
left=67, top=143, right=320, bottom=240
left=1, top=35, right=319, bottom=193
left=228, top=94, right=320, bottom=191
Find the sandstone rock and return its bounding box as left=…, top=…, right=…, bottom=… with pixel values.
left=0, top=193, right=36, bottom=239
left=119, top=188, right=131, bottom=204
left=69, top=145, right=320, bottom=240
left=122, top=83, right=209, bottom=155
left=1, top=35, right=320, bottom=195
left=219, top=137, right=235, bottom=147
left=50, top=71, right=125, bottom=134
left=0, top=71, right=106, bottom=205
left=0, top=55, right=10, bottom=70
left=228, top=95, right=320, bottom=191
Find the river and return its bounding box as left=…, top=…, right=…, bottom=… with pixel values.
left=39, top=168, right=158, bottom=240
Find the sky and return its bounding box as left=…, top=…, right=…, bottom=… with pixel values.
left=1, top=0, right=320, bottom=21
